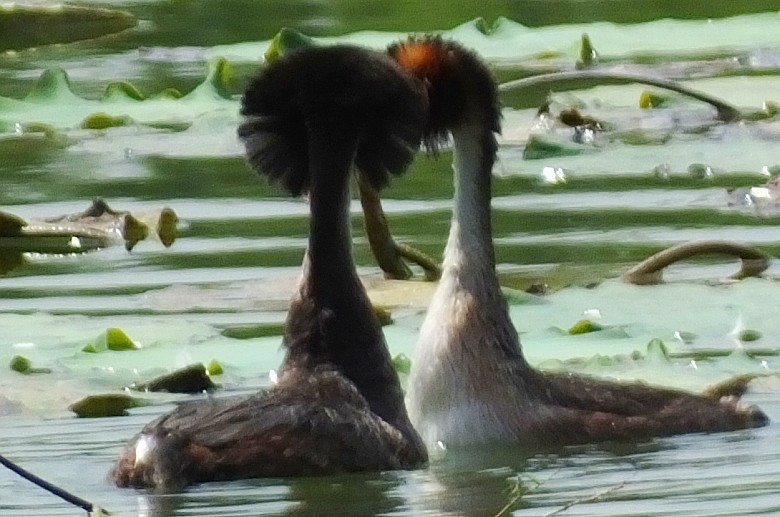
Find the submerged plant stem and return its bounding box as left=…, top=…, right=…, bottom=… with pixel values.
left=499, top=71, right=743, bottom=122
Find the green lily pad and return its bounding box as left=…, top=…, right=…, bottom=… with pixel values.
left=644, top=338, right=671, bottom=362
left=392, top=353, right=412, bottom=375
left=9, top=355, right=51, bottom=374
left=0, top=4, right=136, bottom=51
left=264, top=27, right=317, bottom=64
left=374, top=306, right=394, bottom=326
left=69, top=393, right=148, bottom=418
left=523, top=133, right=596, bottom=160
left=82, top=327, right=140, bottom=353
left=0, top=59, right=234, bottom=133
left=639, top=90, right=672, bottom=109
left=132, top=363, right=217, bottom=393
left=739, top=329, right=762, bottom=342
left=501, top=286, right=540, bottom=305
left=568, top=319, right=604, bottom=335
left=576, top=33, right=599, bottom=69
left=207, top=359, right=224, bottom=376
left=80, top=112, right=132, bottom=130
left=206, top=13, right=780, bottom=64
left=103, top=81, right=145, bottom=102
left=220, top=323, right=286, bottom=339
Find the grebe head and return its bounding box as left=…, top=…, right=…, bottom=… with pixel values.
left=388, top=36, right=501, bottom=148
left=238, top=45, right=427, bottom=195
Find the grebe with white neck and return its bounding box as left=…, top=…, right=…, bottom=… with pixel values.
left=111, top=44, right=428, bottom=490
left=390, top=37, right=768, bottom=448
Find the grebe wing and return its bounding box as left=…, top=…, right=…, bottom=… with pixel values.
left=530, top=397, right=766, bottom=445
left=524, top=370, right=768, bottom=441
left=536, top=369, right=760, bottom=415
left=113, top=370, right=410, bottom=489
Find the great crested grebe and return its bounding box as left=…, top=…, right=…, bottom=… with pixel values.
left=111, top=45, right=428, bottom=490
left=390, top=37, right=768, bottom=448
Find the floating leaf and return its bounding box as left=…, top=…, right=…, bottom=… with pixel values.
left=82, top=328, right=140, bottom=353
left=9, top=355, right=52, bottom=374
left=206, top=58, right=233, bottom=99
left=639, top=90, right=670, bottom=109
left=618, top=128, right=671, bottom=146
left=80, top=112, right=132, bottom=130
left=220, top=323, right=286, bottom=339
left=501, top=286, right=539, bottom=305
left=206, top=13, right=780, bottom=65
left=645, top=338, right=671, bottom=362
left=576, top=33, right=599, bottom=69
left=523, top=133, right=595, bottom=160
left=132, top=363, right=217, bottom=393
left=9, top=355, right=31, bottom=373
left=0, top=211, right=26, bottom=237
left=568, top=319, right=603, bottom=335
left=739, top=329, right=762, bottom=342
left=103, top=81, right=145, bottom=102
left=207, top=359, right=224, bottom=376
left=687, top=163, right=714, bottom=179
left=392, top=353, right=412, bottom=375
left=24, top=68, right=82, bottom=105
left=0, top=60, right=235, bottom=132
left=264, top=27, right=317, bottom=64
left=374, top=306, right=393, bottom=326
left=0, top=4, right=136, bottom=51
left=473, top=17, right=496, bottom=36
left=69, top=394, right=147, bottom=418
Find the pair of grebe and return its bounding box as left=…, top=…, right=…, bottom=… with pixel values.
left=112, top=37, right=768, bottom=489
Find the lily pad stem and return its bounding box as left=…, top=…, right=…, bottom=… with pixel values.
left=499, top=71, right=743, bottom=122
left=622, top=240, right=770, bottom=285
left=357, top=174, right=442, bottom=281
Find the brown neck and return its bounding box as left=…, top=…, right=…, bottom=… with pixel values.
left=280, top=123, right=415, bottom=439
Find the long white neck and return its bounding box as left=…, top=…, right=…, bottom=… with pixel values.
left=441, top=125, right=502, bottom=298
left=408, top=124, right=528, bottom=447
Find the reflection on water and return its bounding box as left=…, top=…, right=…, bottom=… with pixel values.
left=3, top=409, right=779, bottom=516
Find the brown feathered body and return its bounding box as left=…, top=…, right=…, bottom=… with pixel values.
left=112, top=45, right=428, bottom=490
left=392, top=37, right=769, bottom=449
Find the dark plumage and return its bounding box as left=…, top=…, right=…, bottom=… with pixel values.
left=388, top=36, right=500, bottom=150
left=239, top=45, right=427, bottom=195
left=112, top=45, right=428, bottom=491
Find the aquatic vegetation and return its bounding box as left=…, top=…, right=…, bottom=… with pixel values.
left=206, top=359, right=224, bottom=376
left=131, top=363, right=216, bottom=393
left=568, top=319, right=604, bottom=335
left=82, top=327, right=140, bottom=353
left=0, top=3, right=136, bottom=50
left=1, top=6, right=779, bottom=514
left=205, top=14, right=780, bottom=63
left=0, top=59, right=235, bottom=134
left=69, top=393, right=148, bottom=418
left=8, top=355, right=51, bottom=375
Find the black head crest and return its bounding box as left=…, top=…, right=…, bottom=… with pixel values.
left=239, top=45, right=427, bottom=195
left=388, top=36, right=500, bottom=150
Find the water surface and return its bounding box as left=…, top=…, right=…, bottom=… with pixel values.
left=1, top=1, right=779, bottom=515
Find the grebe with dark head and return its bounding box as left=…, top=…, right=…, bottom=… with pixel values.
left=111, top=44, right=428, bottom=490
left=389, top=37, right=769, bottom=448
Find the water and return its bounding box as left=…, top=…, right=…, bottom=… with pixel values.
left=1, top=1, right=779, bottom=515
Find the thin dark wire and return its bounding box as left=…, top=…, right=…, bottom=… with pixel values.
left=0, top=452, right=96, bottom=514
